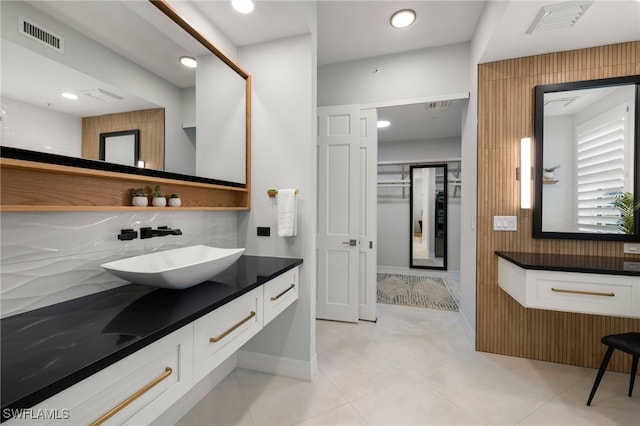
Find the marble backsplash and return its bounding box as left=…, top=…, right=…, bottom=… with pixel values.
left=0, top=210, right=238, bottom=317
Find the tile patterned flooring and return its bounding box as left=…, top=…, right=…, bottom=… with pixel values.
left=177, top=304, right=639, bottom=425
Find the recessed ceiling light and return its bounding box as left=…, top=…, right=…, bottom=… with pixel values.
left=61, top=92, right=78, bottom=100
left=179, top=56, right=197, bottom=68
left=377, top=120, right=391, bottom=129
left=232, top=0, right=254, bottom=14
left=390, top=9, right=416, bottom=29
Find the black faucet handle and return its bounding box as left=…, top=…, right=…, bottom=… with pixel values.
left=117, top=229, right=138, bottom=240
left=140, top=227, right=152, bottom=239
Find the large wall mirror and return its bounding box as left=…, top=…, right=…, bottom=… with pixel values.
left=1, top=0, right=249, bottom=187
left=410, top=164, right=447, bottom=270
left=533, top=75, right=640, bottom=241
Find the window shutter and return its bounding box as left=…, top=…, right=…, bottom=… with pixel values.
left=575, top=103, right=629, bottom=233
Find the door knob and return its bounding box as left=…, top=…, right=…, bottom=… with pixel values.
left=342, top=239, right=357, bottom=246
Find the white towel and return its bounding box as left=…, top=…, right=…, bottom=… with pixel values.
left=277, top=188, right=297, bottom=237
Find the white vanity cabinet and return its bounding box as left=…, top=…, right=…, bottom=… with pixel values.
left=263, top=267, right=298, bottom=325
left=498, top=257, right=640, bottom=318
left=193, top=286, right=264, bottom=383
left=5, top=326, right=194, bottom=426
left=2, top=263, right=302, bottom=426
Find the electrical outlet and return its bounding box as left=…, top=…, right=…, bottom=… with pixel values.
left=257, top=227, right=270, bottom=237
left=623, top=243, right=640, bottom=254
left=493, top=216, right=517, bottom=231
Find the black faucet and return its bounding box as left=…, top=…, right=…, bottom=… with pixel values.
left=117, top=229, right=138, bottom=241
left=140, top=226, right=183, bottom=239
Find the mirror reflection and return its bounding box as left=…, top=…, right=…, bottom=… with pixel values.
left=99, top=130, right=139, bottom=167
left=0, top=0, right=248, bottom=185
left=410, top=164, right=447, bottom=269
left=534, top=76, right=640, bottom=240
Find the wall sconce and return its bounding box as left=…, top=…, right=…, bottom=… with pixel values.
left=519, top=137, right=532, bottom=209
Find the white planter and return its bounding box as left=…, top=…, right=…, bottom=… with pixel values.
left=168, top=197, right=182, bottom=207
left=543, top=171, right=554, bottom=180
left=132, top=196, right=148, bottom=207
left=152, top=197, right=167, bottom=207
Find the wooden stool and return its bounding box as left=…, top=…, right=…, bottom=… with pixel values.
left=587, top=332, right=640, bottom=406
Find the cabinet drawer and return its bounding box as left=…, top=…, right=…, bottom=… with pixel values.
left=263, top=268, right=298, bottom=325
left=5, top=326, right=193, bottom=426
left=193, top=287, right=263, bottom=383
left=527, top=270, right=639, bottom=317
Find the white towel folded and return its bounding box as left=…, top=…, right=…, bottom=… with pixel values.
left=277, top=188, right=297, bottom=237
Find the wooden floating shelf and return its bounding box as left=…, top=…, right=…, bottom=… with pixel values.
left=0, top=158, right=250, bottom=212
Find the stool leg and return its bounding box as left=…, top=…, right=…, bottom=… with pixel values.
left=587, top=346, right=615, bottom=406
left=629, top=355, right=638, bottom=397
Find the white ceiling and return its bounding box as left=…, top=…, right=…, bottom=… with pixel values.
left=188, top=0, right=639, bottom=143
left=9, top=0, right=640, bottom=144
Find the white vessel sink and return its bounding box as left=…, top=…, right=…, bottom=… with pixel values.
left=101, top=245, right=245, bottom=289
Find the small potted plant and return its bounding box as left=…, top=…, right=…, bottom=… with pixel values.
left=131, top=188, right=148, bottom=207
left=151, top=185, right=167, bottom=207
left=543, top=165, right=560, bottom=181
left=168, top=193, right=182, bottom=207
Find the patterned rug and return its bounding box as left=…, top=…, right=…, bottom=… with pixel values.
left=377, top=273, right=459, bottom=312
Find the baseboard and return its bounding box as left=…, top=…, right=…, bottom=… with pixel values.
left=153, top=355, right=237, bottom=425
left=237, top=349, right=318, bottom=381
left=377, top=266, right=460, bottom=281
left=457, top=310, right=476, bottom=348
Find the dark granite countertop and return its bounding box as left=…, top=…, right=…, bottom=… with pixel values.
left=1, top=255, right=302, bottom=419
left=496, top=251, right=640, bottom=276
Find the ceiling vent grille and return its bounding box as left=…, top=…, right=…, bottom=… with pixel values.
left=526, top=1, right=593, bottom=34
left=81, top=88, right=124, bottom=103
left=19, top=16, right=64, bottom=53
left=426, top=101, right=452, bottom=110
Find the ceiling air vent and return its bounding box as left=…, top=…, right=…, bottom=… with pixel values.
left=81, top=88, right=124, bottom=103
left=526, top=1, right=593, bottom=34
left=18, top=16, right=64, bottom=53
left=426, top=101, right=452, bottom=110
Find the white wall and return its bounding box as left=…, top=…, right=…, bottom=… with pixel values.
left=456, top=0, right=510, bottom=341
left=1, top=97, right=82, bottom=156
left=542, top=116, right=574, bottom=231
left=377, top=138, right=462, bottom=273
left=236, top=30, right=317, bottom=371
left=318, top=42, right=470, bottom=107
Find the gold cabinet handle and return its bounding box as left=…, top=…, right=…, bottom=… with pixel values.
left=210, top=311, right=256, bottom=343
left=271, top=284, right=295, bottom=301
left=89, top=367, right=172, bottom=426
left=551, top=288, right=615, bottom=297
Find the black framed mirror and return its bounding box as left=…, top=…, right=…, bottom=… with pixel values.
left=533, top=75, right=640, bottom=241
left=410, top=164, right=447, bottom=270
left=99, top=130, right=140, bottom=167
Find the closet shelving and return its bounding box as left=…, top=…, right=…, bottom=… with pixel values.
left=377, top=159, right=462, bottom=199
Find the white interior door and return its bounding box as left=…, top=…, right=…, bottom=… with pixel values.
left=317, top=105, right=360, bottom=323
left=358, top=109, right=377, bottom=321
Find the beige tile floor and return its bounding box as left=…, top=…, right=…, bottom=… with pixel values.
left=177, top=303, right=639, bottom=426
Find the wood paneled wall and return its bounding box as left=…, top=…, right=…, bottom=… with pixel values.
left=82, top=108, right=164, bottom=170
left=477, top=42, right=640, bottom=373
